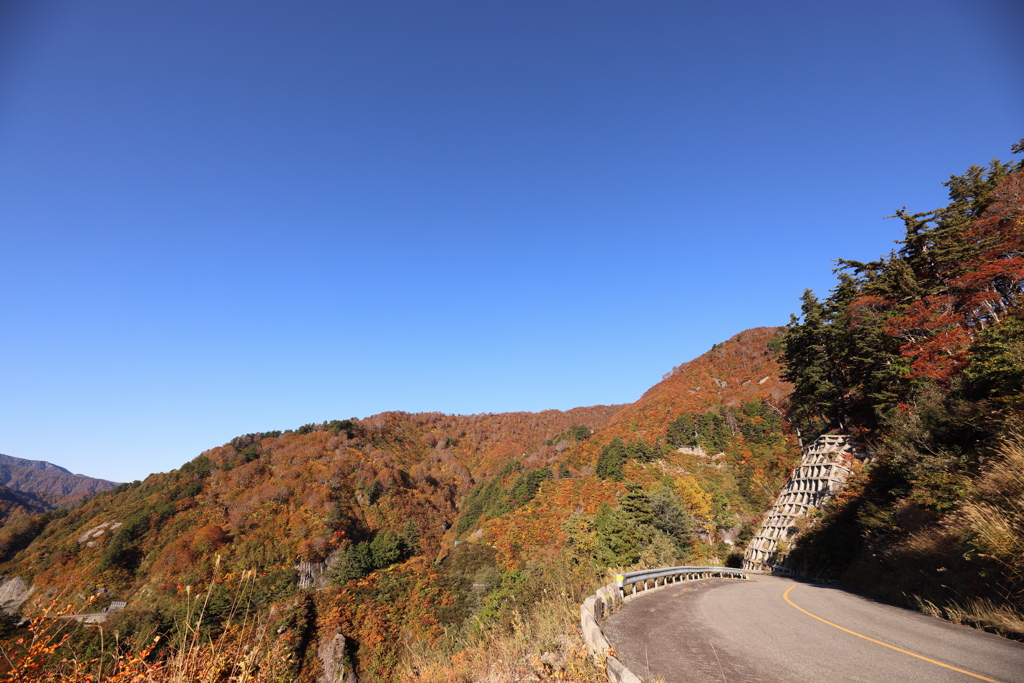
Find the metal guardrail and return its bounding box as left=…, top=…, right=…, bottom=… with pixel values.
left=581, top=565, right=750, bottom=682
left=615, top=565, right=747, bottom=597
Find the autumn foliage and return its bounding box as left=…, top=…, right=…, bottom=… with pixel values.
left=780, top=142, right=1024, bottom=636
left=0, top=324, right=803, bottom=680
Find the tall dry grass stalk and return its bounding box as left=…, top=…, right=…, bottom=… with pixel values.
left=941, top=435, right=1024, bottom=634
left=2, top=559, right=607, bottom=682
left=961, top=437, right=1024, bottom=581
left=162, top=557, right=283, bottom=683
left=958, top=598, right=1024, bottom=634
left=861, top=435, right=1024, bottom=639
left=912, top=595, right=1024, bottom=635
left=0, top=596, right=162, bottom=682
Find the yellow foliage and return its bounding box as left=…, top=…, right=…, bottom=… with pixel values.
left=675, top=475, right=713, bottom=527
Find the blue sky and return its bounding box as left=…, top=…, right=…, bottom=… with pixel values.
left=1, top=1, right=1021, bottom=482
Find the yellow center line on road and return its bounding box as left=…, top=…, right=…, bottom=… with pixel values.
left=783, top=584, right=995, bottom=682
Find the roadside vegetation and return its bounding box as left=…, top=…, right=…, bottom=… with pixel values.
left=780, top=140, right=1024, bottom=638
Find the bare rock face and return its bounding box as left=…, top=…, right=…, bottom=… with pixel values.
left=318, top=633, right=358, bottom=683
left=0, top=576, right=33, bottom=615
left=76, top=521, right=123, bottom=546
left=296, top=550, right=339, bottom=590
left=295, top=561, right=329, bottom=590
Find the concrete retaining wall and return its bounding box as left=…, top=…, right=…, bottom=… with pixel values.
left=743, top=435, right=864, bottom=573
left=579, top=583, right=642, bottom=683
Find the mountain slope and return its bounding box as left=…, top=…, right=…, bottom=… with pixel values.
left=0, top=484, right=51, bottom=522
left=777, top=154, right=1024, bottom=637
left=0, top=329, right=799, bottom=681
left=604, top=326, right=789, bottom=440
left=0, top=453, right=119, bottom=502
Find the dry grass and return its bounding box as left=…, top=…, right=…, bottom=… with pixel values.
left=162, top=561, right=281, bottom=683
left=2, top=559, right=610, bottom=682
left=0, top=596, right=161, bottom=682
left=399, top=574, right=609, bottom=683
left=899, top=435, right=1024, bottom=638
left=0, top=557, right=291, bottom=683
left=958, top=598, right=1024, bottom=634
left=912, top=595, right=1024, bottom=635
left=960, top=437, right=1024, bottom=583
left=836, top=434, right=1024, bottom=641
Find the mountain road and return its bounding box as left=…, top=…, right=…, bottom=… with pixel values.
left=601, top=575, right=1024, bottom=682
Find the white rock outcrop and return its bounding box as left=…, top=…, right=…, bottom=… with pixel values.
left=0, top=576, right=33, bottom=615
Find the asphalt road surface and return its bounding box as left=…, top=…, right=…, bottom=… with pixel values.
left=601, top=575, right=1024, bottom=683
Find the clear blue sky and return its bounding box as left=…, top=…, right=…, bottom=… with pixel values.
left=1, top=1, right=1021, bottom=482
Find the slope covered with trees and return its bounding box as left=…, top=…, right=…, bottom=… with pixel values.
left=7, top=142, right=1020, bottom=678
left=779, top=140, right=1024, bottom=637
left=0, top=453, right=118, bottom=507
left=0, top=331, right=800, bottom=681
left=0, top=484, right=51, bottom=526
left=0, top=454, right=118, bottom=530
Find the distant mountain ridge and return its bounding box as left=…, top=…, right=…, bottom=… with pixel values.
left=0, top=453, right=72, bottom=473
left=0, top=453, right=119, bottom=506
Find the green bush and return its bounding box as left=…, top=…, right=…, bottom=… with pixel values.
left=370, top=531, right=403, bottom=568
left=595, top=438, right=626, bottom=481
left=455, top=462, right=540, bottom=535
left=506, top=467, right=552, bottom=508
left=594, top=502, right=649, bottom=566
left=180, top=455, right=214, bottom=478
left=326, top=419, right=356, bottom=436
left=568, top=425, right=591, bottom=441
left=648, top=485, right=693, bottom=551
left=99, top=512, right=151, bottom=572
left=626, top=439, right=659, bottom=462
left=328, top=542, right=373, bottom=584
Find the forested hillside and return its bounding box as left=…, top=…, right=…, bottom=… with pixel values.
left=0, top=485, right=51, bottom=525
left=779, top=140, right=1024, bottom=637
left=0, top=329, right=799, bottom=681
left=3, top=141, right=1021, bottom=680
left=0, top=454, right=118, bottom=525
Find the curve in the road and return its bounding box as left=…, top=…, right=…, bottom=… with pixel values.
left=601, top=575, right=1024, bottom=683
left=782, top=584, right=994, bottom=682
